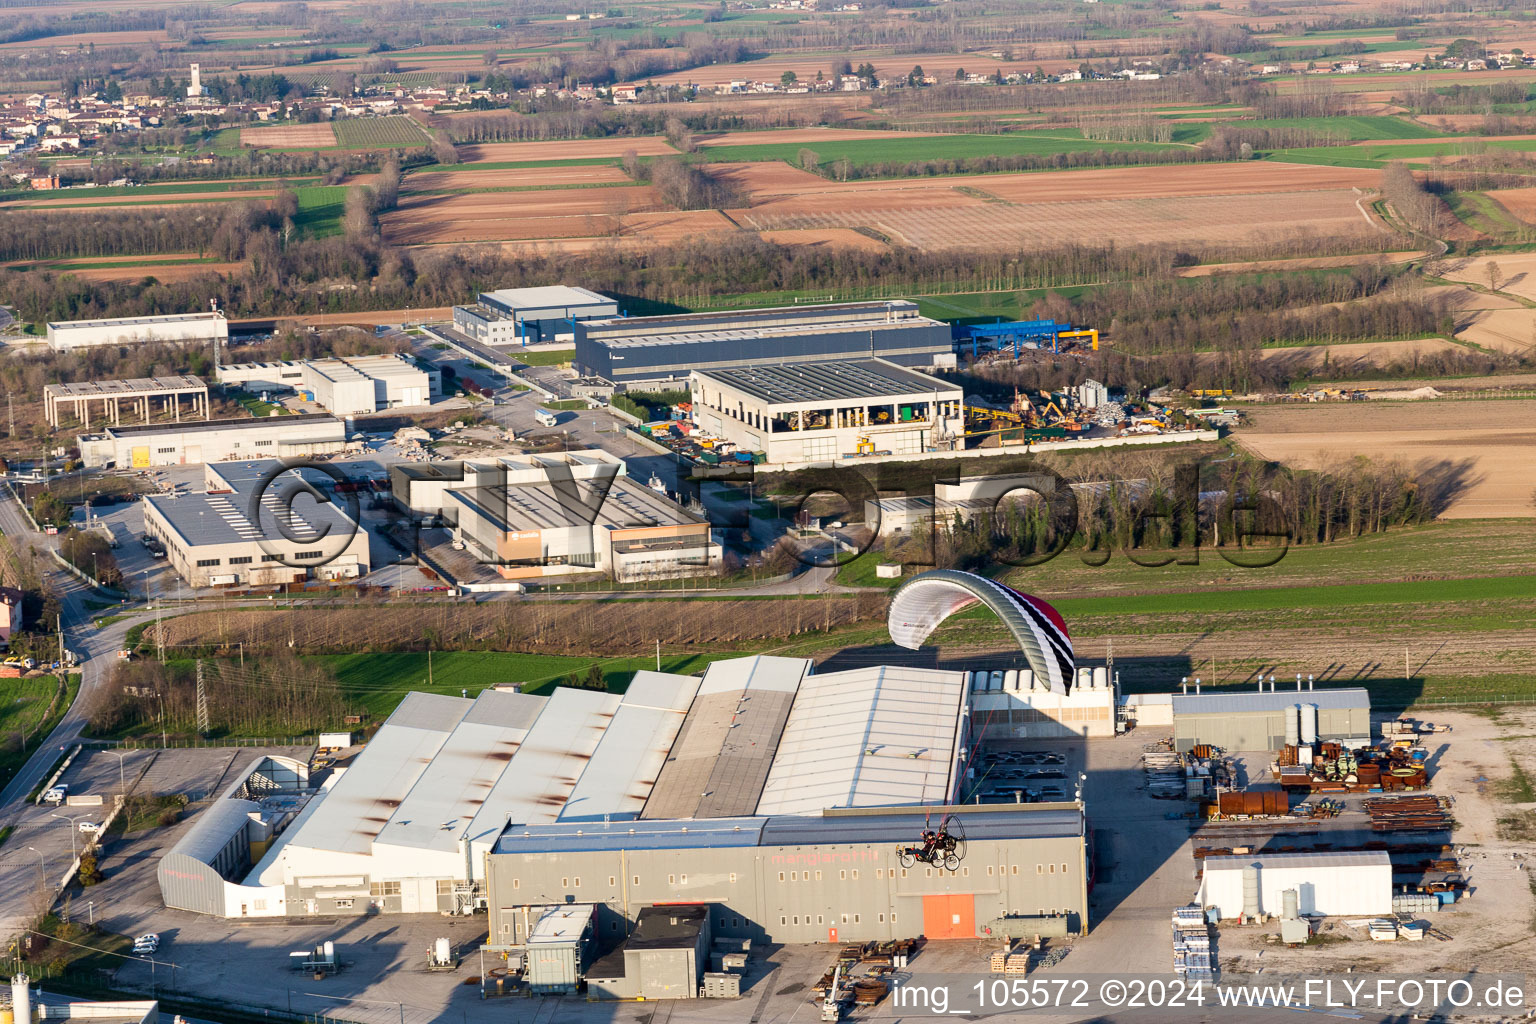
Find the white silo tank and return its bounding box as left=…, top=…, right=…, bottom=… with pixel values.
left=1004, top=669, right=1019, bottom=692
left=11, top=974, right=31, bottom=1024
left=323, top=940, right=335, bottom=964
left=1093, top=666, right=1108, bottom=690
left=1020, top=669, right=1035, bottom=691
left=989, top=670, right=1004, bottom=692
left=434, top=936, right=452, bottom=965
left=1300, top=703, right=1319, bottom=745
left=1285, top=705, right=1300, bottom=747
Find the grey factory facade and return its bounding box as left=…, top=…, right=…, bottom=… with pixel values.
left=572, top=301, right=956, bottom=384
left=485, top=804, right=1089, bottom=949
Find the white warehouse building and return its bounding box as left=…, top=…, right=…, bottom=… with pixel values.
left=690, top=358, right=964, bottom=468
left=452, top=285, right=617, bottom=346
left=218, top=354, right=438, bottom=416
left=77, top=414, right=349, bottom=469
left=1198, top=851, right=1392, bottom=920
left=48, top=311, right=228, bottom=352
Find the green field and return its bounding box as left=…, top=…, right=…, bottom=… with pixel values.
left=293, top=184, right=348, bottom=236
left=309, top=649, right=746, bottom=718
left=0, top=675, right=78, bottom=791
left=701, top=131, right=1191, bottom=168
left=1225, top=115, right=1445, bottom=141
left=333, top=115, right=432, bottom=149
left=1268, top=136, right=1536, bottom=167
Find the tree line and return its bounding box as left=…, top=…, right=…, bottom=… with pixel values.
left=88, top=654, right=348, bottom=738
left=800, top=144, right=1216, bottom=182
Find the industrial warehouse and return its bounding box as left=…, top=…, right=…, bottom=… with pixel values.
left=144, top=459, right=372, bottom=586
left=46, top=310, right=228, bottom=352
left=216, top=354, right=439, bottom=416
left=689, top=358, right=965, bottom=465
left=155, top=646, right=1091, bottom=946
left=391, top=450, right=719, bottom=582
left=573, top=301, right=955, bottom=383
left=452, top=285, right=618, bottom=345
left=77, top=414, right=350, bottom=468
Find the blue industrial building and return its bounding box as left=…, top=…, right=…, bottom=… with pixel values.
left=573, top=301, right=955, bottom=384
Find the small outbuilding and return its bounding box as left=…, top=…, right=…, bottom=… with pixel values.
left=1198, top=851, right=1391, bottom=919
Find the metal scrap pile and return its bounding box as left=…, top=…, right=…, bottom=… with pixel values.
left=1090, top=401, right=1125, bottom=427
left=1365, top=795, right=1452, bottom=832
left=1142, top=747, right=1185, bottom=799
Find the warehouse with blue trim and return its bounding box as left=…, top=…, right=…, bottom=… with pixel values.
left=572, top=301, right=956, bottom=384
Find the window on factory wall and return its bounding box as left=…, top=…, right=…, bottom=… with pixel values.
left=633, top=876, right=639, bottom=885
left=680, top=874, right=687, bottom=884
left=814, top=871, right=821, bottom=881
left=195, top=558, right=220, bottom=567
left=229, top=556, right=252, bottom=565
left=668, top=874, right=675, bottom=885
left=729, top=874, right=737, bottom=884
left=851, top=870, right=858, bottom=880
left=609, top=876, right=616, bottom=887
left=732, top=918, right=740, bottom=927
left=261, top=554, right=282, bottom=562
left=436, top=880, right=454, bottom=894
left=1062, top=864, right=1069, bottom=874
left=512, top=879, right=520, bottom=889
left=295, top=550, right=325, bottom=560
left=370, top=881, right=401, bottom=897
left=839, top=870, right=846, bottom=880
left=335, top=899, right=353, bottom=909
left=561, top=878, right=568, bottom=888
left=780, top=916, right=787, bottom=926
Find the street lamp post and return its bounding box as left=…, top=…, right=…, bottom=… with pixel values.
left=50, top=812, right=85, bottom=860
left=107, top=749, right=129, bottom=798
left=24, top=846, right=47, bottom=879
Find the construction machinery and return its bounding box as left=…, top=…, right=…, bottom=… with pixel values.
left=821, top=964, right=845, bottom=1021
left=854, top=436, right=874, bottom=456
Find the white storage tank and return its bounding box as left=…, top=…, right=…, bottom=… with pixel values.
left=1285, top=704, right=1301, bottom=747
left=1020, top=670, right=1035, bottom=691
left=1093, top=666, right=1108, bottom=690
left=1004, top=669, right=1019, bottom=692
left=1301, top=703, right=1319, bottom=745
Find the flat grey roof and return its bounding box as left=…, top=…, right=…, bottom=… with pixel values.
left=495, top=804, right=1083, bottom=855
left=49, top=311, right=224, bottom=330
left=452, top=473, right=704, bottom=534
left=695, top=358, right=958, bottom=406
left=482, top=285, right=612, bottom=311
left=1172, top=688, right=1371, bottom=716
left=147, top=462, right=360, bottom=548
left=583, top=300, right=920, bottom=333
left=588, top=318, right=942, bottom=352
left=45, top=375, right=206, bottom=398
left=103, top=414, right=342, bottom=438
left=1203, top=851, right=1391, bottom=871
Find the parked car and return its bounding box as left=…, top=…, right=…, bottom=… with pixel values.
left=78, top=821, right=100, bottom=834
left=42, top=786, right=67, bottom=804
left=133, top=933, right=160, bottom=953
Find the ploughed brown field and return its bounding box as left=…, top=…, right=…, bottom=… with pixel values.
left=455, top=138, right=677, bottom=162
left=379, top=186, right=664, bottom=244
left=381, top=159, right=1385, bottom=252
left=241, top=123, right=338, bottom=147
left=1235, top=400, right=1536, bottom=518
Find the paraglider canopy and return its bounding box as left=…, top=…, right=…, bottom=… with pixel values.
left=887, top=569, right=1075, bottom=695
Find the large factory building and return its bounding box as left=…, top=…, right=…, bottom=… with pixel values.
left=573, top=301, right=955, bottom=384
left=453, top=285, right=617, bottom=345
left=690, top=358, right=964, bottom=466
left=47, top=311, right=228, bottom=352
left=77, top=414, right=349, bottom=469
left=157, top=652, right=1090, bottom=942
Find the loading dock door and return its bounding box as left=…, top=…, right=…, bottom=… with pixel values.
left=922, top=894, right=975, bottom=940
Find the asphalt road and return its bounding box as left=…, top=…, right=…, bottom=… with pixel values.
left=0, top=485, right=145, bottom=937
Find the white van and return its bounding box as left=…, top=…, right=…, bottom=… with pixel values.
left=534, top=408, right=558, bottom=428
left=43, top=785, right=68, bottom=804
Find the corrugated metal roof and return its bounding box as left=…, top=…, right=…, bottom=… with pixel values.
left=755, top=665, right=965, bottom=815
left=559, top=679, right=701, bottom=822
left=164, top=796, right=262, bottom=866
left=695, top=655, right=808, bottom=696
left=495, top=805, right=1083, bottom=855
left=380, top=690, right=547, bottom=852
left=1172, top=688, right=1370, bottom=716
left=1203, top=851, right=1391, bottom=871
left=498, top=817, right=767, bottom=855
left=279, top=692, right=468, bottom=855
left=696, top=358, right=959, bottom=406
left=465, top=688, right=623, bottom=837
left=529, top=904, right=594, bottom=945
